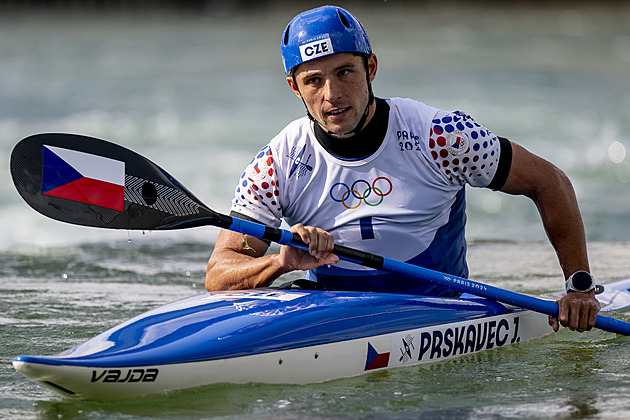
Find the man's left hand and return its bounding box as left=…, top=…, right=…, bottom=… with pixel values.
left=548, top=290, right=600, bottom=332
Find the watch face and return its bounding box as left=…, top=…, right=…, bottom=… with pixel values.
left=572, top=271, right=593, bottom=291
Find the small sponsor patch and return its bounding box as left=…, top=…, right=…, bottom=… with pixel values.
left=287, top=145, right=313, bottom=179
left=247, top=147, right=274, bottom=181
left=299, top=36, right=334, bottom=62
left=396, top=334, right=417, bottom=364
left=445, top=130, right=469, bottom=156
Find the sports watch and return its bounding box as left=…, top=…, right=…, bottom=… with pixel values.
left=565, top=271, right=595, bottom=293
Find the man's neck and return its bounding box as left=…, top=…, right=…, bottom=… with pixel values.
left=321, top=99, right=378, bottom=139
left=313, top=98, right=389, bottom=160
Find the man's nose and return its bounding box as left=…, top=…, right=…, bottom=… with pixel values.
left=322, top=78, right=341, bottom=101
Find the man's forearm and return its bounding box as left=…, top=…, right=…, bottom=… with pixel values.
left=206, top=251, right=286, bottom=291
left=532, top=167, right=590, bottom=279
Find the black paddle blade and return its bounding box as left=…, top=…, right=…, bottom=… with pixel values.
left=10, top=133, right=221, bottom=230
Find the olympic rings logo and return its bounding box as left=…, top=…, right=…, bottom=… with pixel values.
left=329, top=177, right=393, bottom=209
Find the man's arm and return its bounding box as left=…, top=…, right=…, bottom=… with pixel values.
left=500, top=141, right=600, bottom=332
left=205, top=224, right=339, bottom=291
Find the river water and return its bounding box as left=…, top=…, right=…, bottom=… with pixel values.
left=1, top=2, right=629, bottom=419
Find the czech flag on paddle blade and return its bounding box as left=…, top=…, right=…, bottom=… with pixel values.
left=42, top=145, right=125, bottom=211
left=364, top=342, right=390, bottom=371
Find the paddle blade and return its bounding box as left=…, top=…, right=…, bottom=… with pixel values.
left=10, top=133, right=219, bottom=230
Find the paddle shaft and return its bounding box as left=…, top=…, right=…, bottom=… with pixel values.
left=217, top=215, right=630, bottom=336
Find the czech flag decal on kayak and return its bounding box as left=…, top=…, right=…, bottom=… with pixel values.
left=364, top=342, right=390, bottom=371
left=41, top=145, right=125, bottom=211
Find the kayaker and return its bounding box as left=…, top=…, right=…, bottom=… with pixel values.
left=206, top=5, right=600, bottom=333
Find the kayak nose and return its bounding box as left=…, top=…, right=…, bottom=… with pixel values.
left=13, top=356, right=79, bottom=397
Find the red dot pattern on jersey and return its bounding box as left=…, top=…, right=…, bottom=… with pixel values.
left=234, top=145, right=283, bottom=213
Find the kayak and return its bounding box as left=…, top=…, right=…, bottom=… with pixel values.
left=9, top=134, right=630, bottom=401
left=12, top=278, right=630, bottom=401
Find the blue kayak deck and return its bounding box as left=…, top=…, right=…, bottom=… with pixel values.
left=15, top=289, right=514, bottom=368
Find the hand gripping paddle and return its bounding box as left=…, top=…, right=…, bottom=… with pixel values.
left=10, top=133, right=630, bottom=336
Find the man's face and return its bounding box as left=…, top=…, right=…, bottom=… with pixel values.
left=288, top=53, right=377, bottom=137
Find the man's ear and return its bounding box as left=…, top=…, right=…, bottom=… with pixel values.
left=368, top=53, right=378, bottom=83
left=287, top=76, right=302, bottom=99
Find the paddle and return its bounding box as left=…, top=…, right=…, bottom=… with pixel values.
left=10, top=133, right=630, bottom=336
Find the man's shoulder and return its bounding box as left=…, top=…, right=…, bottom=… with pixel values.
left=276, top=116, right=312, bottom=137
left=266, top=116, right=314, bottom=150
left=380, top=97, right=443, bottom=137
left=385, top=97, right=440, bottom=113
left=384, top=97, right=441, bottom=124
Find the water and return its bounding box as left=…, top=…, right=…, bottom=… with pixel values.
left=1, top=3, right=630, bottom=419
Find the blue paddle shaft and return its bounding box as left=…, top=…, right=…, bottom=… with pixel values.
left=379, top=258, right=630, bottom=336
left=227, top=217, right=630, bottom=336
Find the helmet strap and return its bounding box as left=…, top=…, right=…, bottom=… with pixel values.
left=343, top=84, right=374, bottom=137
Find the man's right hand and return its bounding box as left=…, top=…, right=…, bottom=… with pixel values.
left=206, top=223, right=338, bottom=291
left=278, top=223, right=339, bottom=271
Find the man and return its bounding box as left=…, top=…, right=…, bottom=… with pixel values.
left=206, top=5, right=600, bottom=332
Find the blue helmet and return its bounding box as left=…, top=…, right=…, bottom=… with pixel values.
left=281, top=6, right=372, bottom=76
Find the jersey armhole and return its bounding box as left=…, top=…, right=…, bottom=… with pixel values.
left=487, top=136, right=512, bottom=191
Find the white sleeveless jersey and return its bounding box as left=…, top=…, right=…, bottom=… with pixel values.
left=231, top=97, right=503, bottom=294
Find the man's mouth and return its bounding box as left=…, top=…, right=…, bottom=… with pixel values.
left=327, top=107, right=350, bottom=116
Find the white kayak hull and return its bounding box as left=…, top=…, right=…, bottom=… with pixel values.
left=16, top=309, right=549, bottom=401
left=13, top=288, right=554, bottom=401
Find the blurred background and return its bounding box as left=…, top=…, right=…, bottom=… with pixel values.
left=1, top=0, right=629, bottom=246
